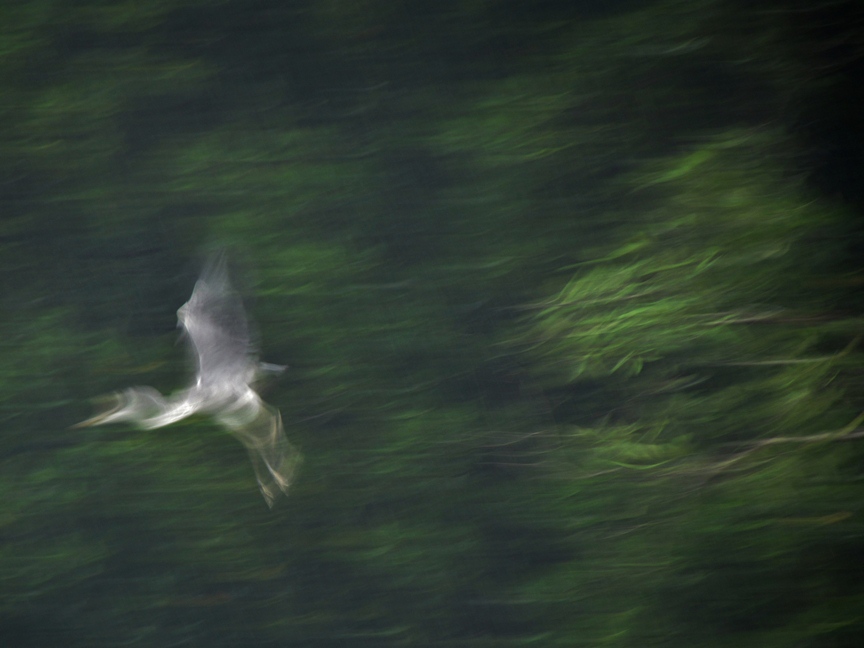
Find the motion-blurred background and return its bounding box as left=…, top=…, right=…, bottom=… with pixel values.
left=2, top=1, right=864, bottom=646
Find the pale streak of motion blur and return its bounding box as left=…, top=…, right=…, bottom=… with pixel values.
left=76, top=255, right=301, bottom=508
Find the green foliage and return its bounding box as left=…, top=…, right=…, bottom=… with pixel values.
left=1, top=0, right=864, bottom=647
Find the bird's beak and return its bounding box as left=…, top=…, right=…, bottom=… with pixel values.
left=71, top=412, right=108, bottom=428
left=71, top=395, right=122, bottom=428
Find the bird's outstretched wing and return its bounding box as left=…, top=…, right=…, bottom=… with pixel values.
left=178, top=253, right=256, bottom=388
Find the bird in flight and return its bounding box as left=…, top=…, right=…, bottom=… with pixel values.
left=76, top=254, right=300, bottom=508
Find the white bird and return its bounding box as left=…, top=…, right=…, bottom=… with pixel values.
left=77, top=254, right=300, bottom=508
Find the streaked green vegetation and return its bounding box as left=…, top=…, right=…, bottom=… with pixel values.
left=1, top=1, right=863, bottom=646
